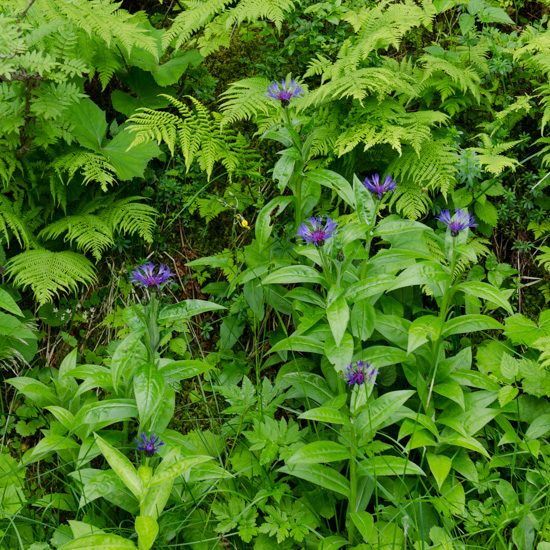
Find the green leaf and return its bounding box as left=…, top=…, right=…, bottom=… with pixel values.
left=356, top=390, right=415, bottom=436
left=504, top=311, right=550, bottom=346
left=499, top=385, right=519, bottom=407
left=391, top=262, right=450, bottom=291
left=133, top=363, right=165, bottom=428
left=426, top=453, right=452, bottom=490
left=288, top=441, right=352, bottom=464
left=270, top=334, right=325, bottom=355
left=152, top=50, right=203, bottom=86
left=158, top=300, right=226, bottom=324
left=75, top=400, right=138, bottom=427
left=272, top=153, right=296, bottom=191
left=325, top=333, right=354, bottom=367
left=262, top=266, right=325, bottom=286
left=359, top=456, right=425, bottom=476
left=255, top=197, right=293, bottom=247
left=354, top=174, right=376, bottom=225
left=45, top=406, right=76, bottom=431
left=59, top=534, right=136, bottom=550
left=283, top=373, right=335, bottom=404
left=442, top=314, right=503, bottom=338
left=456, top=281, right=513, bottom=314
left=110, top=330, right=145, bottom=393
left=135, top=516, right=159, bottom=550
left=299, top=407, right=351, bottom=426
left=150, top=455, right=213, bottom=486
left=159, top=360, right=213, bottom=380
left=101, top=125, right=162, bottom=181
left=433, top=380, right=465, bottom=410
left=30, top=435, right=79, bottom=461
left=326, top=292, right=349, bottom=348
left=350, top=300, right=376, bottom=341
left=278, top=463, right=351, bottom=497
left=304, top=169, right=355, bottom=207
left=7, top=377, right=59, bottom=407
left=69, top=98, right=108, bottom=151
left=94, top=434, right=143, bottom=500
left=350, top=511, right=374, bottom=541
left=318, top=536, right=349, bottom=550
left=344, top=274, right=396, bottom=301
left=0, top=288, right=22, bottom=316
left=440, top=434, right=490, bottom=458
left=408, top=315, right=443, bottom=354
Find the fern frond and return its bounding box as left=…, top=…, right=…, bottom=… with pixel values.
left=219, top=77, right=273, bottom=127
left=388, top=140, right=458, bottom=199
left=6, top=249, right=97, bottom=304
left=52, top=151, right=117, bottom=191
left=391, top=184, right=432, bottom=220
left=225, top=0, right=296, bottom=31
left=100, top=196, right=157, bottom=243
left=163, top=0, right=233, bottom=50
left=54, top=0, right=158, bottom=58
left=419, top=55, right=481, bottom=101
left=0, top=196, right=35, bottom=248
left=128, top=106, right=180, bottom=153
left=471, top=134, right=521, bottom=175
left=536, top=246, right=550, bottom=273
left=38, top=215, right=114, bottom=261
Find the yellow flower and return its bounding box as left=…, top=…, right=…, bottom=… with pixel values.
left=241, top=219, right=249, bottom=227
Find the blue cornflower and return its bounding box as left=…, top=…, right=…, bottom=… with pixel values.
left=363, top=174, right=397, bottom=200
left=266, top=77, right=304, bottom=105
left=130, top=263, right=174, bottom=289
left=341, top=360, right=378, bottom=387
left=296, top=216, right=338, bottom=247
left=135, top=433, right=165, bottom=456
left=437, top=208, right=477, bottom=237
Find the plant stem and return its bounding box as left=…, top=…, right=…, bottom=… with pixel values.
left=348, top=424, right=358, bottom=544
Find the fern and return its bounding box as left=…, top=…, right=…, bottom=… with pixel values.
left=0, top=196, right=35, bottom=248
left=388, top=140, right=459, bottom=205
left=39, top=215, right=114, bottom=261
left=536, top=246, right=550, bottom=273
left=472, top=134, right=521, bottom=175
left=129, top=95, right=259, bottom=180
left=6, top=249, right=97, bottom=305
left=52, top=151, right=117, bottom=191
left=219, top=77, right=274, bottom=128
left=418, top=55, right=481, bottom=102
left=164, top=0, right=296, bottom=53
left=100, top=196, right=157, bottom=244
left=38, top=195, right=156, bottom=260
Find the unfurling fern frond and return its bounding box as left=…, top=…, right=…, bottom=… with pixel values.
left=6, top=250, right=97, bottom=305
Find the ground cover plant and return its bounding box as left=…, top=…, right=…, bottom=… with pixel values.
left=4, top=1, right=550, bottom=550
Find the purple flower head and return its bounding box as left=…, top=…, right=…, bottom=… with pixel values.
left=341, top=360, right=378, bottom=387
left=266, top=77, right=304, bottom=106
left=135, top=432, right=165, bottom=456
left=363, top=174, right=397, bottom=200
left=296, top=216, right=338, bottom=247
left=436, top=208, right=477, bottom=237
left=130, top=262, right=174, bottom=289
